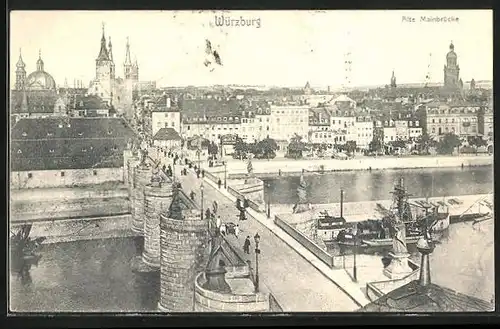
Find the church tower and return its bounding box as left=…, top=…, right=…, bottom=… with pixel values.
left=443, top=41, right=460, bottom=89
left=15, top=49, right=26, bottom=90
left=390, top=70, right=397, bottom=88
left=124, top=37, right=133, bottom=80
left=92, top=23, right=114, bottom=104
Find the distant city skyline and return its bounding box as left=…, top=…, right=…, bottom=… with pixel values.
left=10, top=10, right=492, bottom=89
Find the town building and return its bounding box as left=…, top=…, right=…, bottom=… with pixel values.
left=354, top=116, right=374, bottom=149
left=87, top=26, right=136, bottom=118
left=269, top=105, right=310, bottom=141
left=68, top=95, right=117, bottom=118
left=478, top=105, right=493, bottom=141
left=152, top=127, right=182, bottom=149
left=151, top=94, right=181, bottom=136
left=253, top=104, right=272, bottom=141
left=425, top=101, right=480, bottom=140
left=11, top=117, right=136, bottom=189
left=180, top=99, right=242, bottom=142
left=11, top=50, right=67, bottom=122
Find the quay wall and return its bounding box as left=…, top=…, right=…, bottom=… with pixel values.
left=214, top=155, right=493, bottom=177
left=10, top=214, right=136, bottom=244
left=132, top=165, right=152, bottom=234
left=10, top=186, right=128, bottom=203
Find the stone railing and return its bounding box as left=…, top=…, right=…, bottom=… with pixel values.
left=274, top=214, right=336, bottom=268
left=204, top=170, right=220, bottom=184
left=225, top=186, right=264, bottom=213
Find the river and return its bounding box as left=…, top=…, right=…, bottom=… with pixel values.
left=9, top=166, right=494, bottom=312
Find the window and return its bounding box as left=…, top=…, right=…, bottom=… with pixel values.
left=61, top=171, right=65, bottom=177
left=17, top=149, right=22, bottom=154
left=28, top=173, right=33, bottom=179
left=93, top=170, right=98, bottom=176
left=108, top=130, right=113, bottom=135
left=78, top=132, right=83, bottom=136
left=223, top=117, right=227, bottom=121
left=22, top=132, right=27, bottom=137
left=187, top=126, right=190, bottom=130
left=49, top=149, right=55, bottom=153
left=432, top=119, right=435, bottom=123
left=47, top=132, right=53, bottom=137
left=432, top=128, right=436, bottom=133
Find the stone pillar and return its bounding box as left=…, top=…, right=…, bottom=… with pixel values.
left=127, top=156, right=140, bottom=214
left=142, top=183, right=173, bottom=268
left=132, top=165, right=152, bottom=234
left=158, top=210, right=209, bottom=312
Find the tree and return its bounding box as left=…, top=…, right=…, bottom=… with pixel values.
left=345, top=141, right=357, bottom=154
left=468, top=136, right=488, bottom=155
left=390, top=138, right=407, bottom=150
left=369, top=138, right=383, bottom=153
left=286, top=134, right=306, bottom=159
left=233, top=137, right=248, bottom=159
left=436, top=133, right=461, bottom=155
left=256, top=137, right=278, bottom=159
left=416, top=133, right=435, bottom=154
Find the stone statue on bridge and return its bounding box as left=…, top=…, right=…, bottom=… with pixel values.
left=293, top=174, right=310, bottom=214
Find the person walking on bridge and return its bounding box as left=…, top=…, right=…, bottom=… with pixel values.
left=243, top=236, right=251, bottom=254
left=218, top=178, right=222, bottom=189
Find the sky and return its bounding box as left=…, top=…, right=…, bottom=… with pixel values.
left=9, top=10, right=493, bottom=89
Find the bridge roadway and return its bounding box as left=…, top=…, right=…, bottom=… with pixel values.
left=164, top=158, right=359, bottom=312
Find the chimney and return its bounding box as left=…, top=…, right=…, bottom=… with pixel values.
left=416, top=237, right=434, bottom=287
left=340, top=189, right=344, bottom=218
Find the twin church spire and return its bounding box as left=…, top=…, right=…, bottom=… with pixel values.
left=96, top=22, right=138, bottom=80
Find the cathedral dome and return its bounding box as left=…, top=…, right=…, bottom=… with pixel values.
left=26, top=70, right=57, bottom=91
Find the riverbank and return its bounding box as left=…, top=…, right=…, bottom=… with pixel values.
left=211, top=155, right=492, bottom=177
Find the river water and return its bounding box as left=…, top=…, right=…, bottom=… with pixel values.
left=9, top=166, right=494, bottom=312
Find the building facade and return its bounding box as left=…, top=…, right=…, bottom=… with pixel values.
left=425, top=102, right=480, bottom=139
left=269, top=105, right=309, bottom=141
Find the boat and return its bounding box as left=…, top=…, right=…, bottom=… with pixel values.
left=362, top=235, right=422, bottom=247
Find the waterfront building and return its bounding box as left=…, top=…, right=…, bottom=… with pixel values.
left=425, top=101, right=480, bottom=140
left=240, top=109, right=260, bottom=143
left=383, top=121, right=397, bottom=144
left=325, top=105, right=357, bottom=142
left=478, top=105, right=493, bottom=141
left=10, top=117, right=136, bottom=189
left=354, top=116, right=374, bottom=149
left=269, top=105, right=310, bottom=141
left=254, top=104, right=272, bottom=141
left=87, top=25, right=136, bottom=118
left=10, top=50, right=67, bottom=122
left=151, top=94, right=181, bottom=136
left=180, top=99, right=242, bottom=142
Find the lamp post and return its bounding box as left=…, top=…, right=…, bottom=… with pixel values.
left=197, top=148, right=201, bottom=170
left=200, top=183, right=204, bottom=221
left=224, top=161, right=227, bottom=189
left=266, top=182, right=271, bottom=219
left=254, top=233, right=261, bottom=293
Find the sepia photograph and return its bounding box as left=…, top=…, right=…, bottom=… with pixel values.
left=8, top=9, right=494, bottom=314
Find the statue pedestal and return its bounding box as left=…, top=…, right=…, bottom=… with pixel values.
left=383, top=252, right=413, bottom=279
left=293, top=203, right=311, bottom=214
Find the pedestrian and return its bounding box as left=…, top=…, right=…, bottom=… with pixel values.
left=234, top=224, right=240, bottom=238
left=216, top=215, right=222, bottom=229
left=218, top=178, right=222, bottom=189
left=190, top=191, right=195, bottom=201
left=202, top=169, right=205, bottom=178
left=206, top=208, right=211, bottom=221
left=162, top=164, right=167, bottom=172
left=220, top=223, right=226, bottom=236
left=243, top=236, right=251, bottom=254
left=196, top=170, right=200, bottom=179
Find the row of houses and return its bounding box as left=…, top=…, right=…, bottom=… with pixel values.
left=148, top=93, right=492, bottom=150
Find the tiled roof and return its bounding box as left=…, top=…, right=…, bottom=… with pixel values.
left=11, top=117, right=136, bottom=171
left=358, top=281, right=493, bottom=312
left=180, top=99, right=244, bottom=117
left=153, top=127, right=182, bottom=141
left=73, top=95, right=109, bottom=110
left=10, top=90, right=60, bottom=114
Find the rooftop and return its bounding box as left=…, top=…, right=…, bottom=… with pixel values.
left=153, top=127, right=182, bottom=141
